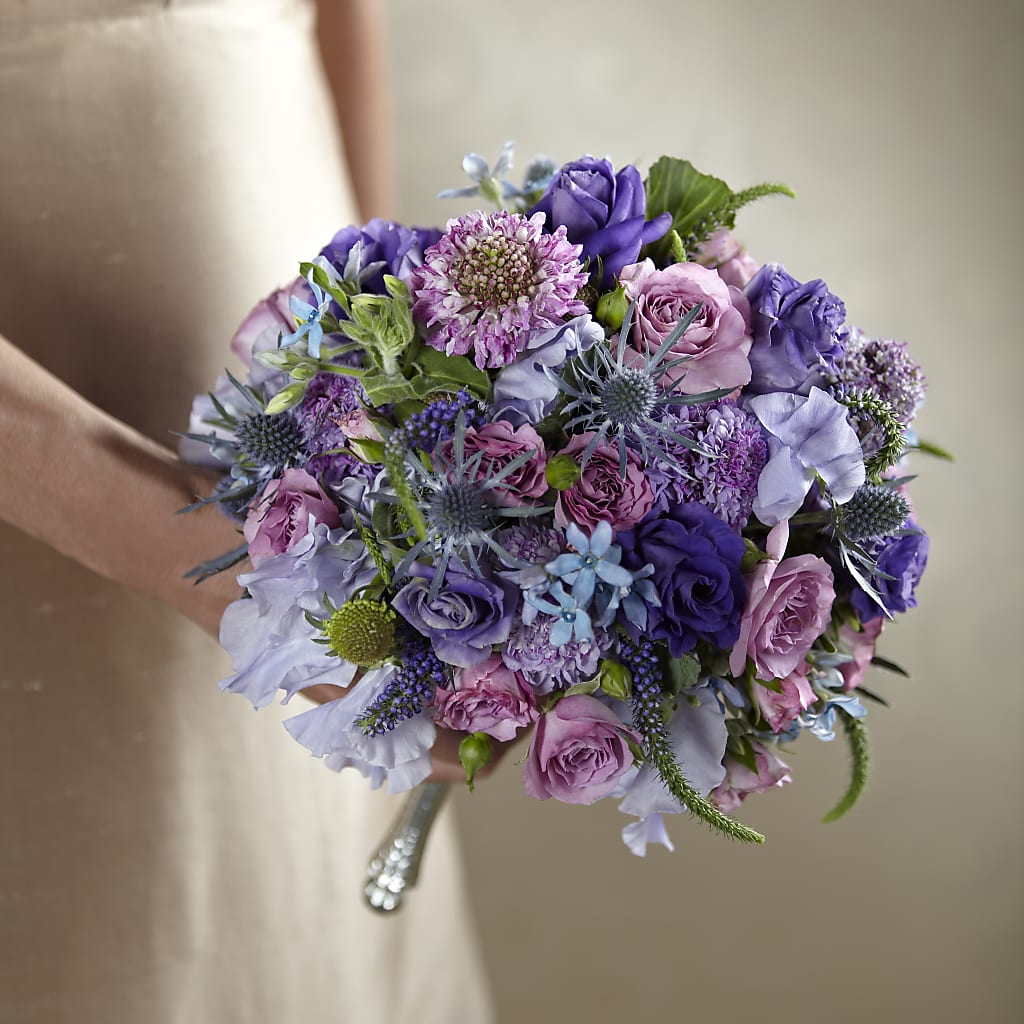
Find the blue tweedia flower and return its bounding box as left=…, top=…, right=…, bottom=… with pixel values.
left=280, top=269, right=331, bottom=358
left=646, top=400, right=767, bottom=529
left=545, top=521, right=635, bottom=606
left=501, top=616, right=611, bottom=694
left=377, top=410, right=548, bottom=595
left=550, top=302, right=733, bottom=478
left=355, top=638, right=448, bottom=737
left=592, top=560, right=660, bottom=632
left=523, top=581, right=594, bottom=646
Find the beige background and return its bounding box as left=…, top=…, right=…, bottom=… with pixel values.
left=389, top=1, right=1022, bottom=1021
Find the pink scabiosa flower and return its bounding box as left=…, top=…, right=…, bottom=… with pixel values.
left=411, top=210, right=588, bottom=370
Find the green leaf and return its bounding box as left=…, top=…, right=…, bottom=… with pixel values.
left=264, top=382, right=308, bottom=415
left=666, top=653, right=701, bottom=694
left=644, top=156, right=795, bottom=259
left=415, top=345, right=491, bottom=400
left=910, top=438, right=955, bottom=461
left=754, top=675, right=784, bottom=694
left=871, top=655, right=910, bottom=677
left=360, top=373, right=420, bottom=407
left=822, top=712, right=870, bottom=823
left=348, top=438, right=386, bottom=464
left=727, top=734, right=759, bottom=775
left=740, top=537, right=771, bottom=573
left=563, top=677, right=600, bottom=698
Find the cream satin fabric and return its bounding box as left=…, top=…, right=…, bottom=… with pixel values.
left=0, top=2, right=493, bottom=1021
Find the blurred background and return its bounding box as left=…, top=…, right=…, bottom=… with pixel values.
left=388, top=1, right=1022, bottom=1021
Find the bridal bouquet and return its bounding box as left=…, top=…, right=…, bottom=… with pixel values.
left=182, top=144, right=936, bottom=855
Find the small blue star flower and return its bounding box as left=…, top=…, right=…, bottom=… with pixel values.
left=524, top=581, right=594, bottom=647
left=545, top=521, right=634, bottom=607
left=281, top=270, right=331, bottom=358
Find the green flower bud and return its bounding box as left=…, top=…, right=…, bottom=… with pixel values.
left=595, top=285, right=629, bottom=331
left=740, top=537, right=771, bottom=574
left=597, top=659, right=632, bottom=701
left=545, top=453, right=581, bottom=491
left=459, top=732, right=493, bottom=793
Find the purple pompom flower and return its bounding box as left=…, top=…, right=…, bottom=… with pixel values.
left=530, top=157, right=672, bottom=288
left=745, top=263, right=847, bottom=394
left=411, top=210, right=588, bottom=369
left=834, top=326, right=927, bottom=429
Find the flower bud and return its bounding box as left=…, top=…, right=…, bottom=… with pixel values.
left=545, top=453, right=581, bottom=491
left=458, top=731, right=493, bottom=792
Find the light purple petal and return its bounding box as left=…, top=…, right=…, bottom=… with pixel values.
left=621, top=814, right=676, bottom=857
left=752, top=443, right=813, bottom=525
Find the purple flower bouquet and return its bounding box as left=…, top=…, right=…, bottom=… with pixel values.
left=182, top=144, right=938, bottom=897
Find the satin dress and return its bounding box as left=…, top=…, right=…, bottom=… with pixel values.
left=0, top=2, right=494, bottom=1021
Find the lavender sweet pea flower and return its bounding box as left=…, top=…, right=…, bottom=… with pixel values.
left=284, top=666, right=435, bottom=793
left=618, top=683, right=728, bottom=854
left=530, top=157, right=672, bottom=288
left=491, top=314, right=604, bottom=426
left=745, top=263, right=847, bottom=394
left=319, top=218, right=441, bottom=295
left=393, top=565, right=519, bottom=668
left=749, top=387, right=865, bottom=525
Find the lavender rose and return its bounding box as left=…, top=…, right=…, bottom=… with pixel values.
left=618, top=503, right=746, bottom=657
left=393, top=566, right=519, bottom=668
left=752, top=665, right=817, bottom=733
left=319, top=217, right=441, bottom=295
left=729, top=519, right=835, bottom=680
left=530, top=157, right=671, bottom=288
left=620, top=258, right=752, bottom=394
left=433, top=655, right=538, bottom=741
left=850, top=525, right=929, bottom=622
left=439, top=422, right=548, bottom=506
left=522, top=694, right=639, bottom=805
left=553, top=432, right=654, bottom=533
left=694, top=228, right=761, bottom=289
left=711, top=740, right=792, bottom=813
left=836, top=618, right=884, bottom=692
left=243, top=468, right=341, bottom=565
left=745, top=263, right=847, bottom=394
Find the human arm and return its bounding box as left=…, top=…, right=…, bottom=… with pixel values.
left=315, top=0, right=395, bottom=220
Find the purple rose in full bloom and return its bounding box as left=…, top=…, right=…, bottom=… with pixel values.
left=320, top=218, right=441, bottom=294
left=752, top=664, right=817, bottom=733
left=850, top=525, right=929, bottom=622
left=433, top=655, right=538, bottom=741
left=393, top=566, right=519, bottom=668
left=618, top=504, right=746, bottom=657
left=553, top=432, right=654, bottom=533
left=243, top=468, right=342, bottom=565
left=438, top=421, right=548, bottom=506
left=522, top=694, right=639, bottom=805
left=745, top=263, right=847, bottom=394
left=530, top=157, right=671, bottom=288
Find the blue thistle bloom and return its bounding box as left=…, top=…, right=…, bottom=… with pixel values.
left=355, top=638, right=447, bottom=737
left=280, top=270, right=331, bottom=358
left=549, top=302, right=734, bottom=478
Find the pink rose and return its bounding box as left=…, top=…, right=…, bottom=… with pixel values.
left=752, top=663, right=817, bottom=733
left=693, top=228, right=761, bottom=289
left=620, top=258, right=752, bottom=394
left=837, top=618, right=884, bottom=692
left=554, top=432, right=653, bottom=533
left=523, top=694, right=639, bottom=805
left=440, top=421, right=548, bottom=506
left=433, top=655, right=538, bottom=741
left=230, top=276, right=308, bottom=366
left=711, top=739, right=791, bottom=813
left=729, top=519, right=836, bottom=681
left=243, top=468, right=341, bottom=565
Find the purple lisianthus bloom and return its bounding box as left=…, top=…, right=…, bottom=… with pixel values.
left=745, top=263, right=847, bottom=394
left=748, top=387, right=865, bottom=525
left=319, top=218, right=441, bottom=295
left=530, top=156, right=672, bottom=288
left=850, top=523, right=929, bottom=621
left=491, top=314, right=604, bottom=426
left=618, top=504, right=747, bottom=657
left=393, top=565, right=519, bottom=668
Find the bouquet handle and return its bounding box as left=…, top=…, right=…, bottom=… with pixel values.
left=363, top=781, right=450, bottom=913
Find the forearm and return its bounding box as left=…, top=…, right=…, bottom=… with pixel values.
left=0, top=335, right=240, bottom=637
left=316, top=0, right=395, bottom=220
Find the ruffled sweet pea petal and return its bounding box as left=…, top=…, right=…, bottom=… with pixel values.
left=621, top=814, right=676, bottom=857
left=752, top=443, right=812, bottom=525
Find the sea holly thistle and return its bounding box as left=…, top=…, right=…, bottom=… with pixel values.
left=549, top=301, right=733, bottom=478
